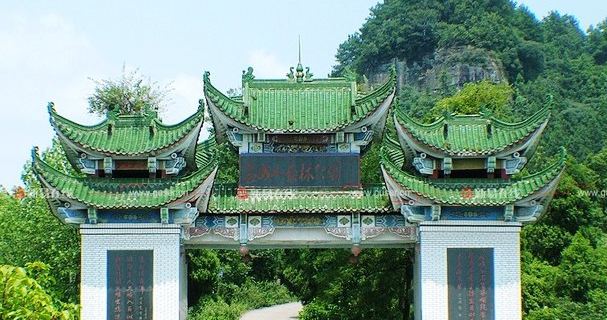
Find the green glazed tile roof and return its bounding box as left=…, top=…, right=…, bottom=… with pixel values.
left=195, top=136, right=216, bottom=168
left=207, top=185, right=393, bottom=214
left=395, top=107, right=550, bottom=156
left=203, top=67, right=395, bottom=133
left=380, top=139, right=566, bottom=206
left=48, top=102, right=204, bottom=156
left=32, top=138, right=217, bottom=209
left=384, top=134, right=405, bottom=168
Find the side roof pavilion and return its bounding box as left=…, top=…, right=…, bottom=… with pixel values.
left=34, top=103, right=217, bottom=225
left=395, top=107, right=550, bottom=176
left=48, top=102, right=204, bottom=175
left=382, top=109, right=565, bottom=223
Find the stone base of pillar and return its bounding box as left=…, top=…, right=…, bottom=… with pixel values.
left=80, top=224, right=183, bottom=320
left=414, top=221, right=522, bottom=320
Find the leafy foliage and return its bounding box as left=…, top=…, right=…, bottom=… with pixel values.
left=588, top=19, right=607, bottom=64
left=187, top=249, right=295, bottom=319
left=1, top=140, right=80, bottom=304
left=284, top=249, right=413, bottom=320
left=188, top=298, right=242, bottom=320
left=428, top=80, right=513, bottom=119
left=214, top=142, right=240, bottom=183
left=87, top=68, right=169, bottom=116
left=0, top=262, right=79, bottom=319
left=187, top=278, right=295, bottom=320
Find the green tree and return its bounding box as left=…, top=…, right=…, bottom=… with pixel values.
left=2, top=139, right=81, bottom=304
left=284, top=248, right=413, bottom=320
left=541, top=12, right=586, bottom=60
left=0, top=262, right=79, bottom=319
left=516, top=41, right=545, bottom=81
left=87, top=68, right=169, bottom=116
left=557, top=231, right=607, bottom=302
left=427, top=80, right=513, bottom=119
left=522, top=224, right=572, bottom=265
left=588, top=19, right=607, bottom=64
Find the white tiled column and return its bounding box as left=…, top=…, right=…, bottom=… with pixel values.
left=80, top=224, right=183, bottom=320
left=179, top=247, right=188, bottom=319
left=415, top=221, right=522, bottom=320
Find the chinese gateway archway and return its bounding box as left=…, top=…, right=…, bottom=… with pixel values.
left=32, top=61, right=564, bottom=319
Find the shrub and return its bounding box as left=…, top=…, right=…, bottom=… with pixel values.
left=188, top=298, right=243, bottom=320
left=0, top=262, right=79, bottom=319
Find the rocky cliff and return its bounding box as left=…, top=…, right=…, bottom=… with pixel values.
left=366, top=46, right=507, bottom=93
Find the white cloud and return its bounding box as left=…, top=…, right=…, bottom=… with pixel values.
left=0, top=11, right=106, bottom=187
left=163, top=74, right=202, bottom=122
left=170, top=74, right=202, bottom=114
left=162, top=73, right=211, bottom=140
left=0, top=13, right=93, bottom=74
left=247, top=49, right=289, bottom=79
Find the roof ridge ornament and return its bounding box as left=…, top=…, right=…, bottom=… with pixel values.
left=479, top=106, right=493, bottom=118
left=288, top=63, right=312, bottom=83
left=242, top=67, right=254, bottom=83
left=47, top=101, right=56, bottom=114
left=31, top=146, right=40, bottom=163
left=107, top=104, right=120, bottom=119
left=287, top=36, right=313, bottom=82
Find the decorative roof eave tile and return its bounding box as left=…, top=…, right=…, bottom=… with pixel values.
left=380, top=139, right=566, bottom=206
left=195, top=136, right=217, bottom=168
left=203, top=68, right=396, bottom=136
left=31, top=137, right=218, bottom=210
left=206, top=185, right=394, bottom=214
left=48, top=102, right=204, bottom=159
left=515, top=166, right=564, bottom=206
left=394, top=107, right=551, bottom=159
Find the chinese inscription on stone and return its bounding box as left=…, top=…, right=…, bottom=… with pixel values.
left=107, top=250, right=153, bottom=320
left=448, top=248, right=494, bottom=320
left=239, top=153, right=360, bottom=188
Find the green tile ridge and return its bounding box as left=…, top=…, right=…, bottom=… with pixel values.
left=204, top=66, right=395, bottom=132
left=31, top=138, right=217, bottom=209
left=380, top=139, right=566, bottom=206
left=395, top=106, right=550, bottom=155
left=384, top=133, right=405, bottom=168
left=207, top=184, right=393, bottom=214
left=48, top=102, right=204, bottom=156
left=203, top=72, right=247, bottom=121
left=195, top=135, right=217, bottom=168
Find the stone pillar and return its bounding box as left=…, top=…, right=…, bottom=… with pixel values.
left=80, top=224, right=183, bottom=320
left=414, top=221, right=522, bottom=320
left=179, top=247, right=188, bottom=320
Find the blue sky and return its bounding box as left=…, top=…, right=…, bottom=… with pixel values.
left=0, top=0, right=605, bottom=188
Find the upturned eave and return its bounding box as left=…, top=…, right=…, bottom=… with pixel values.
left=31, top=137, right=218, bottom=211
left=47, top=102, right=205, bottom=169
left=203, top=67, right=396, bottom=141
left=380, top=137, right=566, bottom=207
left=394, top=107, right=551, bottom=161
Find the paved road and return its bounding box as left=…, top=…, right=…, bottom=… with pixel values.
left=240, top=302, right=303, bottom=320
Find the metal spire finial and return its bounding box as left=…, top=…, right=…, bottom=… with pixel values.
left=295, top=35, right=304, bottom=82
left=287, top=36, right=312, bottom=82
